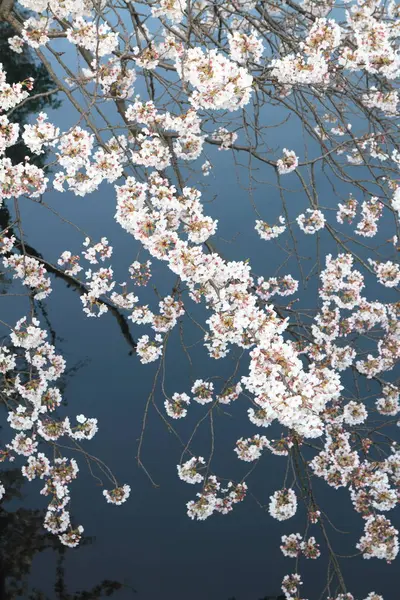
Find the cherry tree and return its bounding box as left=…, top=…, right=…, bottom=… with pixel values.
left=0, top=0, right=399, bottom=598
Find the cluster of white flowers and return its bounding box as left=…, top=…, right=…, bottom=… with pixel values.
left=281, top=573, right=303, bottom=600
left=103, top=485, right=131, bottom=505
left=271, top=52, right=330, bottom=87
left=369, top=259, right=400, bottom=288
left=337, top=195, right=358, bottom=224
left=177, top=457, right=205, bottom=484
left=1, top=289, right=133, bottom=545
left=0, top=62, right=30, bottom=112
left=276, top=149, right=298, bottom=174
left=269, top=489, right=297, bottom=521
left=82, top=237, right=113, bottom=264
left=0, top=116, right=19, bottom=156
left=125, top=101, right=207, bottom=170
left=151, top=0, right=187, bottom=23
left=0, top=68, right=52, bottom=205
left=165, top=392, right=190, bottom=419
left=59, top=237, right=140, bottom=318
left=175, top=48, right=253, bottom=111
left=185, top=476, right=247, bottom=521
left=129, top=260, right=152, bottom=286
left=188, top=478, right=247, bottom=520
left=58, top=251, right=83, bottom=277
left=362, top=88, right=399, bottom=115
left=244, top=337, right=342, bottom=438
left=19, top=0, right=93, bottom=19
left=339, top=5, right=400, bottom=79
left=376, top=385, right=400, bottom=416
left=304, top=17, right=341, bottom=51
left=256, top=275, right=298, bottom=301
left=174, top=132, right=206, bottom=162
left=329, top=594, right=384, bottom=600
left=357, top=515, right=399, bottom=561
left=392, top=183, right=400, bottom=216
left=343, top=401, right=368, bottom=425
left=211, top=127, right=238, bottom=150
left=201, top=160, right=211, bottom=176
left=82, top=58, right=136, bottom=99
left=228, top=31, right=264, bottom=64
left=57, top=127, right=94, bottom=171
left=3, top=255, right=52, bottom=299
left=271, top=16, right=340, bottom=90
left=234, top=434, right=269, bottom=461
left=52, top=124, right=124, bottom=194
left=355, top=197, right=383, bottom=238
left=131, top=45, right=161, bottom=71
left=297, top=209, right=326, bottom=234
left=22, top=112, right=59, bottom=155
left=255, top=216, right=286, bottom=240
left=0, top=157, right=48, bottom=202
left=8, top=35, right=24, bottom=54
left=320, top=254, right=364, bottom=310
left=130, top=133, right=171, bottom=170
left=136, top=334, right=164, bottom=364
left=69, top=414, right=98, bottom=441
left=314, top=251, right=400, bottom=380
left=280, top=533, right=320, bottom=559
left=81, top=267, right=115, bottom=317
left=191, top=379, right=214, bottom=404
left=22, top=16, right=50, bottom=49
left=66, top=18, right=119, bottom=57
left=217, top=382, right=242, bottom=405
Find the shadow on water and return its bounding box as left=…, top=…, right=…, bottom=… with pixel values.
left=0, top=468, right=133, bottom=600
left=0, top=16, right=61, bottom=168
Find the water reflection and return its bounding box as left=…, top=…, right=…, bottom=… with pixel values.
left=0, top=468, right=132, bottom=600
left=1, top=202, right=137, bottom=357
left=0, top=17, right=61, bottom=168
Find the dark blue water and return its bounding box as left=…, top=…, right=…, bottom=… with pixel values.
left=1, top=31, right=400, bottom=600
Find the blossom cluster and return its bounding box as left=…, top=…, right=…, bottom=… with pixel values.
left=297, top=209, right=326, bottom=234
left=175, top=48, right=253, bottom=111
left=177, top=461, right=247, bottom=520
left=255, top=216, right=286, bottom=241
left=280, top=533, right=320, bottom=559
